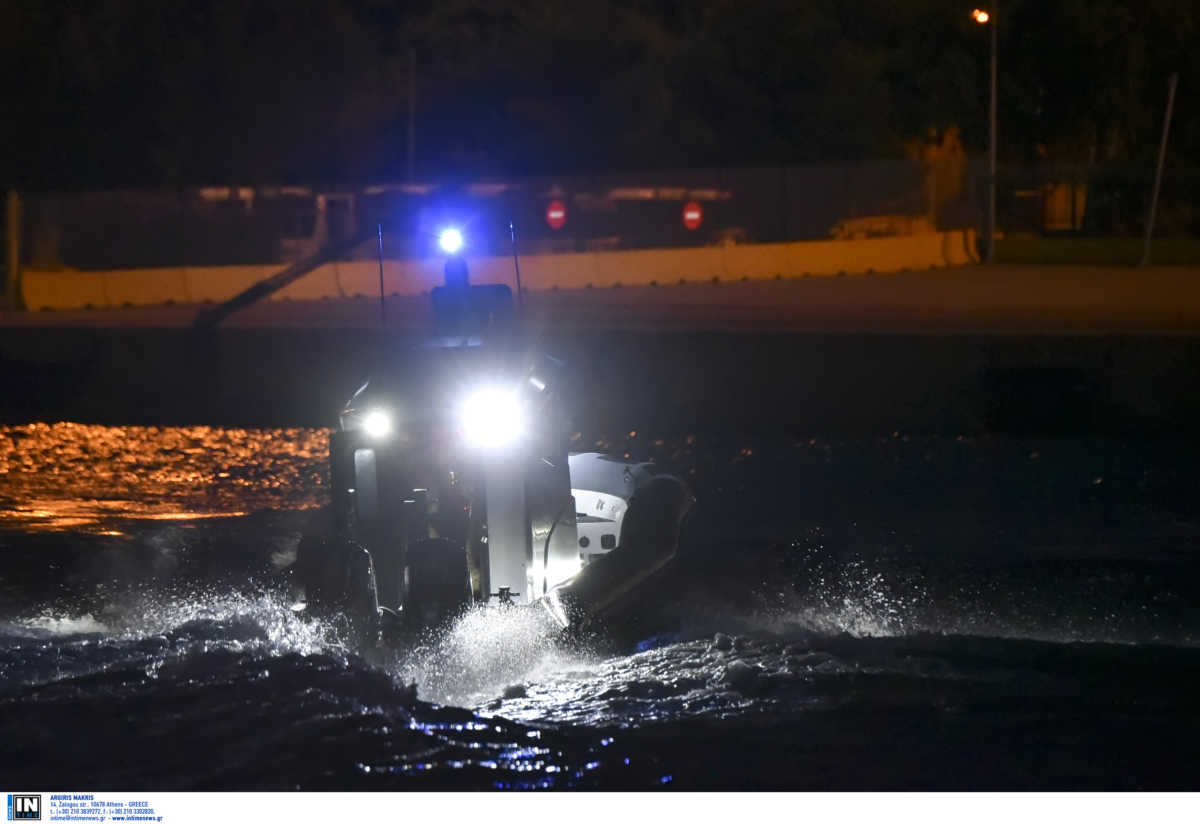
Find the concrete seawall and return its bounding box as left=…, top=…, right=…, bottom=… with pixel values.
left=19, top=231, right=978, bottom=311
left=5, top=260, right=1200, bottom=437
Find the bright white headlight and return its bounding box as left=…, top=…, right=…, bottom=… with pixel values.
left=362, top=409, right=392, bottom=439
left=460, top=388, right=524, bottom=449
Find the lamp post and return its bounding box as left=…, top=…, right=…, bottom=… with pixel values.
left=3, top=190, right=18, bottom=310
left=973, top=6, right=997, bottom=264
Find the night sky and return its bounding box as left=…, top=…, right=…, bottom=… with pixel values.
left=2, top=0, right=1198, bottom=189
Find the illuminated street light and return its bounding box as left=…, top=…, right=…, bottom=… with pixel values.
left=972, top=5, right=998, bottom=264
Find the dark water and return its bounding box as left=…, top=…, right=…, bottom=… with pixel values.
left=2, top=424, right=1200, bottom=789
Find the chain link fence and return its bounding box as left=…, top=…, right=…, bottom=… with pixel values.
left=5, top=155, right=1199, bottom=272
left=6, top=160, right=937, bottom=270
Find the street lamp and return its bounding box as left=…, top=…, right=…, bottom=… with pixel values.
left=973, top=6, right=997, bottom=264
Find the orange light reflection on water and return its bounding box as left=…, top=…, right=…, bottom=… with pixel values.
left=0, top=423, right=329, bottom=534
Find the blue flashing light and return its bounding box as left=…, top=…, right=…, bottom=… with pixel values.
left=438, top=227, right=464, bottom=254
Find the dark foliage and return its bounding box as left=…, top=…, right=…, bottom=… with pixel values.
left=2, top=0, right=1197, bottom=188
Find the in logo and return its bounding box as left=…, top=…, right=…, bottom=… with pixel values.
left=6, top=795, right=40, bottom=821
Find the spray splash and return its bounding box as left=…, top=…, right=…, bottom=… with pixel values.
left=0, top=587, right=353, bottom=698
left=388, top=603, right=597, bottom=707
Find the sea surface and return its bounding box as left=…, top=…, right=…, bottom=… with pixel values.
left=1, top=423, right=1199, bottom=789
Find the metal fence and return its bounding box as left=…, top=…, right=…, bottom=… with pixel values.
left=9, top=160, right=936, bottom=270
left=993, top=158, right=1200, bottom=238
left=5, top=155, right=1198, bottom=273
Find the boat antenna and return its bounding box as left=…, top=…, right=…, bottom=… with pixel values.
left=509, top=219, right=524, bottom=313
left=376, top=222, right=386, bottom=327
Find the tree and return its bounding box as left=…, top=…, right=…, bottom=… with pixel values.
left=2, top=0, right=1196, bottom=188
